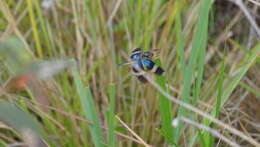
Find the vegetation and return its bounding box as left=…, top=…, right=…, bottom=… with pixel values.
left=0, top=0, right=259, bottom=146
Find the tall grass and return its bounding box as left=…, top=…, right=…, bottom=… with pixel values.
left=73, top=71, right=105, bottom=147
left=106, top=84, right=117, bottom=147
left=0, top=0, right=260, bottom=146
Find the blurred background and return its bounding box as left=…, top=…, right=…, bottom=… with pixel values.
left=0, top=0, right=259, bottom=146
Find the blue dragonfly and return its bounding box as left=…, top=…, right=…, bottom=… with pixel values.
left=119, top=48, right=164, bottom=83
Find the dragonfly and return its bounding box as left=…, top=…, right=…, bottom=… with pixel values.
left=119, top=48, right=165, bottom=83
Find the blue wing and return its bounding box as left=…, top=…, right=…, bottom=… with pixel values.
left=142, top=59, right=155, bottom=70
left=142, top=59, right=165, bottom=75
left=133, top=58, right=165, bottom=75
left=133, top=59, right=155, bottom=71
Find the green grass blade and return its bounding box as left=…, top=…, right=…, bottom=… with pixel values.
left=214, top=43, right=260, bottom=112
left=199, top=43, right=260, bottom=147
left=215, top=62, right=225, bottom=119
left=155, top=60, right=174, bottom=144
left=0, top=100, right=43, bottom=135
left=0, top=140, right=6, bottom=146
left=175, top=6, right=185, bottom=73
left=26, top=0, right=43, bottom=57
left=0, top=100, right=47, bottom=147
left=193, top=45, right=206, bottom=104
left=73, top=71, right=105, bottom=147
left=239, top=81, right=260, bottom=98
left=174, top=0, right=213, bottom=142
left=33, top=1, right=53, bottom=56
left=201, top=59, right=225, bottom=147
left=106, top=84, right=117, bottom=147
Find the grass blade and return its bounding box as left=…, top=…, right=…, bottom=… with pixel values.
left=155, top=60, right=174, bottom=144
left=106, top=84, right=117, bottom=147
left=0, top=100, right=46, bottom=146
left=73, top=71, right=105, bottom=147
left=174, top=0, right=213, bottom=142
left=213, top=43, right=260, bottom=114
left=25, top=0, right=43, bottom=57
left=201, top=59, right=225, bottom=147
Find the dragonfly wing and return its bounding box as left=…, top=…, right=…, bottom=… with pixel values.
left=142, top=59, right=164, bottom=75
left=142, top=59, right=155, bottom=70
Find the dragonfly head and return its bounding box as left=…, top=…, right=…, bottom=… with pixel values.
left=130, top=53, right=142, bottom=61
